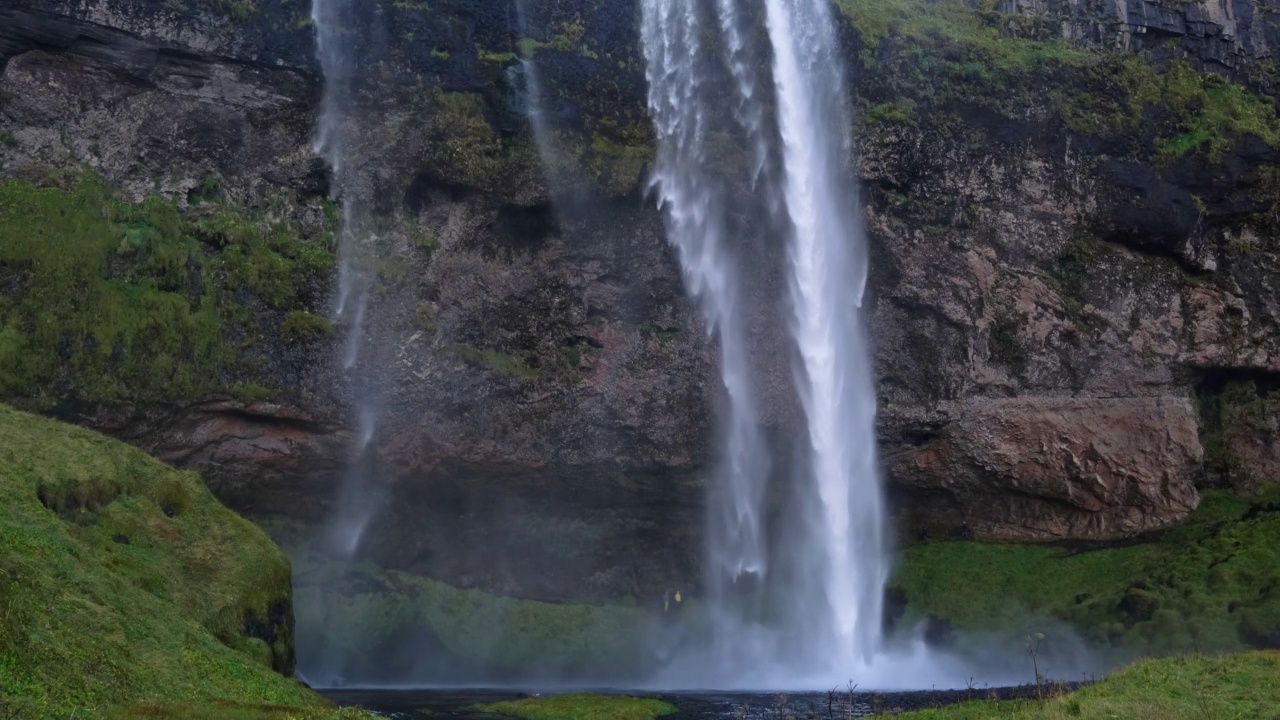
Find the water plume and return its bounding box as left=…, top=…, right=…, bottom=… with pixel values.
left=641, top=0, right=892, bottom=686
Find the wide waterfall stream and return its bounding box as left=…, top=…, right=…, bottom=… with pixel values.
left=638, top=0, right=944, bottom=687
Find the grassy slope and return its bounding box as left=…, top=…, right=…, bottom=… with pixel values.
left=893, top=651, right=1280, bottom=719
left=476, top=694, right=676, bottom=720
left=892, top=492, right=1280, bottom=658
left=0, top=403, right=364, bottom=719
left=288, top=552, right=652, bottom=679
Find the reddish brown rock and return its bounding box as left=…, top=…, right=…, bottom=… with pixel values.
left=890, top=397, right=1202, bottom=540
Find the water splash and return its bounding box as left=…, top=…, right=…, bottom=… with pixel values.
left=641, top=0, right=893, bottom=685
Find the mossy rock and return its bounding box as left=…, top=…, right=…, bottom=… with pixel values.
left=0, top=403, right=363, bottom=719
left=0, top=171, right=335, bottom=410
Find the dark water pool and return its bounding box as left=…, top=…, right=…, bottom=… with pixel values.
left=323, top=684, right=1066, bottom=719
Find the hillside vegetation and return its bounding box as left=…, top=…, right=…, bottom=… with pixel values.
left=893, top=491, right=1280, bottom=659
left=0, top=403, right=364, bottom=719
left=892, top=651, right=1280, bottom=720
left=0, top=171, right=334, bottom=409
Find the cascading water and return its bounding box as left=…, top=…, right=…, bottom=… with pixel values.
left=642, top=0, right=899, bottom=686
left=640, top=0, right=771, bottom=680
left=764, top=0, right=887, bottom=668
left=312, top=0, right=383, bottom=558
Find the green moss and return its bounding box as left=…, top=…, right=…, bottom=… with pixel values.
left=0, top=404, right=368, bottom=719
left=836, top=0, right=1086, bottom=72
left=894, top=651, right=1280, bottom=720
left=1155, top=62, right=1280, bottom=163
left=426, top=92, right=519, bottom=190
left=0, top=174, right=222, bottom=405
left=478, top=47, right=518, bottom=64
left=452, top=343, right=540, bottom=379
left=411, top=302, right=437, bottom=332
left=589, top=133, right=652, bottom=196
left=280, top=311, right=333, bottom=344
left=1050, top=227, right=1106, bottom=317
left=863, top=99, right=918, bottom=127
left=189, top=0, right=257, bottom=21
left=411, top=228, right=440, bottom=251
left=892, top=492, right=1280, bottom=659
left=515, top=21, right=599, bottom=60
left=0, top=130, right=16, bottom=148
left=0, top=172, right=335, bottom=409
left=1196, top=380, right=1280, bottom=488
left=230, top=382, right=276, bottom=405
left=191, top=177, right=224, bottom=205
left=1058, top=55, right=1162, bottom=136
left=476, top=695, right=676, bottom=720
left=517, top=38, right=542, bottom=59
left=838, top=1, right=1280, bottom=165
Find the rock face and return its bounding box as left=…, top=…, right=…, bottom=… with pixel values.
left=891, top=397, right=1203, bottom=539
left=3, top=0, right=1280, bottom=600
left=998, top=0, right=1279, bottom=76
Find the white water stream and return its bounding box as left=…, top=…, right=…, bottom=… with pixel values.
left=641, top=0, right=911, bottom=686
left=312, top=0, right=380, bottom=557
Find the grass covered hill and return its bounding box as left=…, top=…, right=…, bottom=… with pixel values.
left=0, top=403, right=366, bottom=719
left=891, top=490, right=1280, bottom=659
left=894, top=651, right=1280, bottom=720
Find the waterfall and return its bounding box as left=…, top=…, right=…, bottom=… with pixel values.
left=764, top=0, right=887, bottom=667
left=312, top=0, right=382, bottom=558
left=640, top=1, right=771, bottom=681
left=642, top=0, right=892, bottom=685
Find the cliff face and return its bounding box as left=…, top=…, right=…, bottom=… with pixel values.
left=2, top=0, right=1280, bottom=600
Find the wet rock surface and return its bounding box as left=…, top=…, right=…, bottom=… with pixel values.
left=890, top=397, right=1202, bottom=539
left=3, top=0, right=1280, bottom=599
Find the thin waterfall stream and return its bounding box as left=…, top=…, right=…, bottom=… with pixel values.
left=312, top=0, right=383, bottom=559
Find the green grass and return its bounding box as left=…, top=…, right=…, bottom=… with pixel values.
left=475, top=694, right=676, bottom=720
left=892, top=492, right=1280, bottom=658
left=0, top=171, right=334, bottom=408
left=1150, top=61, right=1280, bottom=163
left=287, top=554, right=651, bottom=678
left=836, top=0, right=1086, bottom=71
left=0, top=404, right=368, bottom=719
left=891, top=651, right=1280, bottom=719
